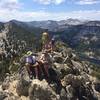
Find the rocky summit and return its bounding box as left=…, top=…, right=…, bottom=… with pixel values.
left=0, top=48, right=100, bottom=100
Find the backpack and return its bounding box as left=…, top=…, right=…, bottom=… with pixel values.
left=51, top=36, right=56, bottom=45
left=26, top=56, right=36, bottom=64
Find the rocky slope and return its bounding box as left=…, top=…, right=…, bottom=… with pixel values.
left=0, top=47, right=100, bottom=100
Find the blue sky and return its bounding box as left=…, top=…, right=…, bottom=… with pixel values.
left=0, top=0, right=100, bottom=21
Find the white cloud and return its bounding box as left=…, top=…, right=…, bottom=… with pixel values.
left=33, top=0, right=65, bottom=5
left=0, top=9, right=100, bottom=21
left=76, top=0, right=100, bottom=5
left=0, top=0, right=22, bottom=10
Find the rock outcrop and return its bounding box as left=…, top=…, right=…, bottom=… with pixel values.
left=29, top=79, right=59, bottom=100
left=0, top=48, right=100, bottom=100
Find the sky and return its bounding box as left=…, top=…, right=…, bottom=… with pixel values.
left=0, top=0, right=100, bottom=21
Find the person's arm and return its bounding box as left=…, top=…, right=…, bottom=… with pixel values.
left=40, top=54, right=44, bottom=60
left=45, top=48, right=52, bottom=53
left=25, top=63, right=30, bottom=66
left=33, top=61, right=39, bottom=67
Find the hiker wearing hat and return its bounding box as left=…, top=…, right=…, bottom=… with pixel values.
left=25, top=51, right=42, bottom=79
left=42, top=32, right=56, bottom=53
left=42, top=32, right=49, bottom=45
left=42, top=32, right=50, bottom=51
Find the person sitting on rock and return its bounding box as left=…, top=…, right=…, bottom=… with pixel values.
left=39, top=51, right=52, bottom=81
left=25, top=51, right=42, bottom=79
left=39, top=51, right=62, bottom=94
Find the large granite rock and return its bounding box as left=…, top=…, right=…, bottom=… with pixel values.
left=29, top=79, right=60, bottom=100
left=94, top=80, right=100, bottom=93
left=16, top=77, right=31, bottom=96
left=0, top=91, right=21, bottom=100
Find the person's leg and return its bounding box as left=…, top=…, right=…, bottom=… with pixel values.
left=38, top=64, right=43, bottom=80
left=45, top=65, right=49, bottom=76
left=38, top=61, right=47, bottom=80
left=25, top=64, right=34, bottom=79
left=34, top=66, right=39, bottom=79
left=25, top=64, right=31, bottom=75
left=40, top=63, right=50, bottom=81
left=37, top=61, right=43, bottom=79
left=30, top=66, right=35, bottom=79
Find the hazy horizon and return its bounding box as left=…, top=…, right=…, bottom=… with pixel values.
left=0, top=18, right=100, bottom=23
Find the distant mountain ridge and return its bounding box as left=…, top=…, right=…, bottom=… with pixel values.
left=0, top=19, right=100, bottom=61
left=6, top=19, right=87, bottom=31
left=1, top=19, right=100, bottom=31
